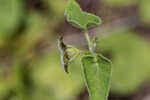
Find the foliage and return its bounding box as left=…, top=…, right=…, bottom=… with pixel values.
left=58, top=0, right=112, bottom=100
left=0, top=0, right=150, bottom=100
left=64, top=0, right=101, bottom=30
left=97, top=31, right=150, bottom=94
left=82, top=55, right=111, bottom=100
left=0, top=0, right=23, bottom=45
left=139, top=0, right=150, bottom=24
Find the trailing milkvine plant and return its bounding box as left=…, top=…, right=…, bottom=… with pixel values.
left=58, top=0, right=112, bottom=100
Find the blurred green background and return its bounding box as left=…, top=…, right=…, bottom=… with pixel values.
left=0, top=0, right=150, bottom=100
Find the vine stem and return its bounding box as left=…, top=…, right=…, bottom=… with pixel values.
left=84, top=30, right=92, bottom=52
left=84, top=30, right=97, bottom=62
left=84, top=30, right=99, bottom=71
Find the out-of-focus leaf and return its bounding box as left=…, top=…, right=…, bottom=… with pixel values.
left=97, top=31, right=150, bottom=94
left=46, top=0, right=66, bottom=25
left=139, top=0, right=150, bottom=24
left=32, top=49, right=85, bottom=100
left=0, top=0, right=23, bottom=44
left=48, top=0, right=66, bottom=15
left=15, top=12, right=52, bottom=56
left=64, top=0, right=101, bottom=30
left=81, top=54, right=112, bottom=100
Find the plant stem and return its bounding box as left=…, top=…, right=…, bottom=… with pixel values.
left=84, top=30, right=95, bottom=54
left=84, top=30, right=92, bottom=51
left=84, top=30, right=98, bottom=62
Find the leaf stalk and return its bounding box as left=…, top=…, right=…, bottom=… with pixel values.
left=84, top=30, right=98, bottom=63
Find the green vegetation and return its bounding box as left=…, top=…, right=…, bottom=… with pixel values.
left=58, top=0, right=112, bottom=100
left=0, top=0, right=150, bottom=100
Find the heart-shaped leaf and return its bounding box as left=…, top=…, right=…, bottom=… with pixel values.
left=81, top=54, right=112, bottom=100
left=64, top=0, right=101, bottom=30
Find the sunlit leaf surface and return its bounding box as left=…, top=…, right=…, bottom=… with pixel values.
left=82, top=54, right=112, bottom=100
left=64, top=0, right=101, bottom=30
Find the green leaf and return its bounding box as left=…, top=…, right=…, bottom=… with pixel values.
left=0, top=0, right=23, bottom=34
left=64, top=0, right=101, bottom=30
left=97, top=31, right=150, bottom=94
left=81, top=54, right=112, bottom=100
left=139, top=0, right=150, bottom=24
left=0, top=0, right=23, bottom=45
